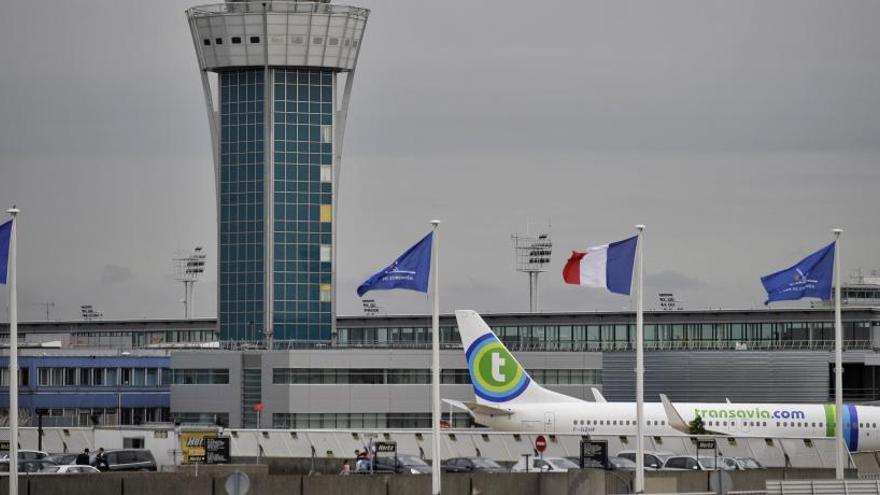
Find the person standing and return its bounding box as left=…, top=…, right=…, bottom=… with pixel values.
left=94, top=447, right=108, bottom=471
left=75, top=448, right=90, bottom=465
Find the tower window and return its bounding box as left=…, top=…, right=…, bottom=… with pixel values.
left=250, top=36, right=260, bottom=44
left=320, top=245, right=331, bottom=263
left=320, top=205, right=332, bottom=223
left=291, top=36, right=304, bottom=45
left=215, top=38, right=223, bottom=45
left=313, top=36, right=324, bottom=45
left=231, top=37, right=242, bottom=44
left=328, top=37, right=339, bottom=46
left=320, top=165, right=332, bottom=183
left=203, top=39, right=211, bottom=46
left=319, top=284, right=331, bottom=303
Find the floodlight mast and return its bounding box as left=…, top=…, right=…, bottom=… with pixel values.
left=174, top=247, right=207, bottom=319
left=511, top=227, right=553, bottom=312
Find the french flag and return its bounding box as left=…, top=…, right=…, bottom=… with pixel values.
left=563, top=236, right=638, bottom=295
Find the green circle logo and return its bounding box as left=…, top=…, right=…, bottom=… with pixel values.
left=466, top=334, right=530, bottom=402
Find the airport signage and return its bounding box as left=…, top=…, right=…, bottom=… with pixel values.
left=205, top=437, right=231, bottom=464
left=374, top=441, right=397, bottom=454
left=180, top=430, right=217, bottom=464
left=579, top=440, right=608, bottom=469
left=697, top=439, right=717, bottom=450
left=535, top=435, right=547, bottom=453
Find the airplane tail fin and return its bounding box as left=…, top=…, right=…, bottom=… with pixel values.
left=455, top=310, right=580, bottom=406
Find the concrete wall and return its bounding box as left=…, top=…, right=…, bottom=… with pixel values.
left=0, top=468, right=856, bottom=495
left=170, top=351, right=243, bottom=426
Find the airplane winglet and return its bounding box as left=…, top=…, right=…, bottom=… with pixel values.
left=591, top=387, right=608, bottom=403
left=660, top=394, right=690, bottom=433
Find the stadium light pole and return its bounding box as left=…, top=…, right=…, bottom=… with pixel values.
left=833, top=228, right=844, bottom=479
left=634, top=224, right=645, bottom=494
left=6, top=206, right=19, bottom=495
left=429, top=219, right=441, bottom=495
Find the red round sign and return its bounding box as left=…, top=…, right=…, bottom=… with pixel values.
left=535, top=435, right=547, bottom=453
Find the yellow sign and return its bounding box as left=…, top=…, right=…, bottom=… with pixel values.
left=180, top=431, right=216, bottom=464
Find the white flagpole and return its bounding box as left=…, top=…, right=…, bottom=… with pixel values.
left=634, top=224, right=645, bottom=494
left=7, top=206, right=19, bottom=495
left=833, top=228, right=844, bottom=479
left=430, top=220, right=441, bottom=495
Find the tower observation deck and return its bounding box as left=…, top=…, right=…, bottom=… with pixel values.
left=186, top=1, right=369, bottom=343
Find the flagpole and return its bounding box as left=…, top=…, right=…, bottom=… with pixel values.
left=833, top=228, right=844, bottom=479
left=429, top=220, right=441, bottom=495
left=634, top=224, right=645, bottom=494
left=6, top=206, right=19, bottom=495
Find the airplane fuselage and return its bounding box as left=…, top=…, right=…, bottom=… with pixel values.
left=473, top=400, right=880, bottom=452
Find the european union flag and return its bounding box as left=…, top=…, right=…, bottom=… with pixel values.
left=761, top=242, right=835, bottom=304
left=357, top=233, right=433, bottom=297
left=0, top=219, right=11, bottom=285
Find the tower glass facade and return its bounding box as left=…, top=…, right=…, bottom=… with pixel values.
left=218, top=69, right=333, bottom=342
left=271, top=69, right=334, bottom=341
left=219, top=70, right=265, bottom=341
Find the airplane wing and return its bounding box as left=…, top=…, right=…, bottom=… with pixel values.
left=660, top=394, right=690, bottom=433
left=590, top=387, right=608, bottom=403
left=441, top=399, right=513, bottom=417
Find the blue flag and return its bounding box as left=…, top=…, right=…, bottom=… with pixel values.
left=357, top=233, right=433, bottom=297
left=761, top=242, right=835, bottom=304
left=0, top=219, right=11, bottom=285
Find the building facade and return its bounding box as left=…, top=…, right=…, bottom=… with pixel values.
left=0, top=350, right=170, bottom=427
left=186, top=0, right=369, bottom=342
left=3, top=307, right=880, bottom=429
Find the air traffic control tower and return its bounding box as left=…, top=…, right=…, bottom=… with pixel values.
left=186, top=1, right=369, bottom=343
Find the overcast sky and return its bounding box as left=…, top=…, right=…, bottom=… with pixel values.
left=1, top=0, right=879, bottom=322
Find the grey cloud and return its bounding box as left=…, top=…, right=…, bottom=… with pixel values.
left=100, top=265, right=133, bottom=285
left=2, top=0, right=880, bottom=321
left=646, top=270, right=706, bottom=293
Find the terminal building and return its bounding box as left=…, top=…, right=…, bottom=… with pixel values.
left=3, top=305, right=880, bottom=429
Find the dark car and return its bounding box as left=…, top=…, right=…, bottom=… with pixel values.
left=360, top=454, right=432, bottom=474
left=441, top=457, right=506, bottom=473
left=99, top=449, right=157, bottom=472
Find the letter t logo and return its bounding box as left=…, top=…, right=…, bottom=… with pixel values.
left=491, top=352, right=506, bottom=382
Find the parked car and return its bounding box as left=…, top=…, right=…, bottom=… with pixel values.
left=0, top=450, right=50, bottom=461
left=99, top=449, right=157, bottom=472
left=359, top=454, right=432, bottom=474
left=39, top=465, right=100, bottom=474
left=663, top=455, right=737, bottom=471
left=733, top=457, right=764, bottom=469
left=607, top=456, right=637, bottom=471
left=442, top=457, right=507, bottom=473
left=511, top=456, right=579, bottom=472
left=616, top=451, right=675, bottom=470
left=47, top=453, right=78, bottom=466
left=0, top=459, right=58, bottom=473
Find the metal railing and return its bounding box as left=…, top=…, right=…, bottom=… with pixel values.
left=215, top=338, right=875, bottom=352
left=188, top=2, right=369, bottom=18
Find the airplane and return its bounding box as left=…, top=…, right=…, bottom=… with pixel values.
left=444, top=310, right=880, bottom=452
